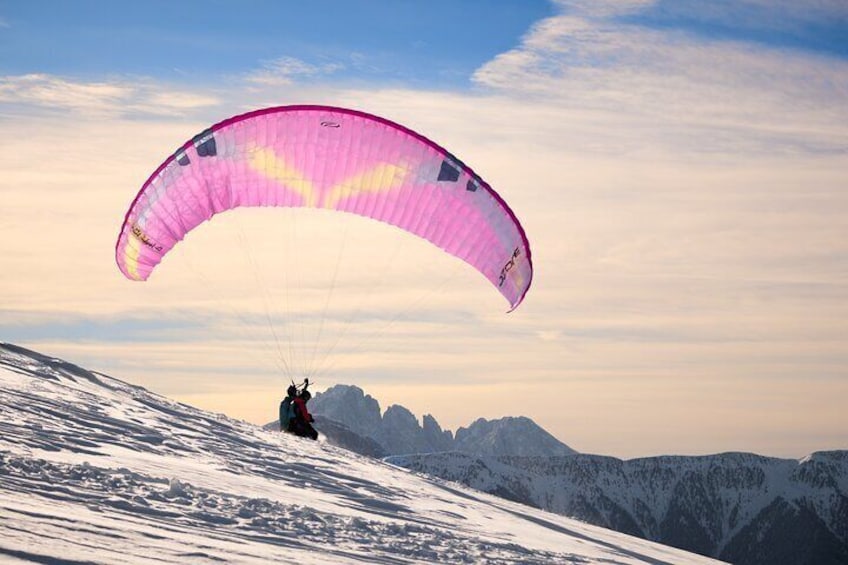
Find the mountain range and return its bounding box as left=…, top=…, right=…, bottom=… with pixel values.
left=308, top=384, right=577, bottom=458
left=305, top=384, right=848, bottom=564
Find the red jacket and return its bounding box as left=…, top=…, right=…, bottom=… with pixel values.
left=293, top=396, right=313, bottom=423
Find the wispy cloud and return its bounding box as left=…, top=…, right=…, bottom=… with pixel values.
left=617, top=0, right=848, bottom=33
left=554, top=0, right=654, bottom=18
left=0, top=74, right=221, bottom=118
left=474, top=1, right=848, bottom=155
left=245, top=56, right=344, bottom=86
left=557, top=0, right=848, bottom=26
left=0, top=74, right=134, bottom=112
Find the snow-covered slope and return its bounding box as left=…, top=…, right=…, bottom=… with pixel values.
left=388, top=451, right=848, bottom=564
left=0, top=343, right=721, bottom=564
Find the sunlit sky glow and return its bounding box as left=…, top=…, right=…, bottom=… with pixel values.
left=2, top=0, right=847, bottom=458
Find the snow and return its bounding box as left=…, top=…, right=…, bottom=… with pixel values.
left=0, top=343, right=723, bottom=564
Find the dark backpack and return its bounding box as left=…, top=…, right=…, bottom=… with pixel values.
left=279, top=397, right=293, bottom=431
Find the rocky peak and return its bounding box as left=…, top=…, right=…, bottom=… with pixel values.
left=377, top=404, right=426, bottom=455
left=454, top=416, right=576, bottom=457
left=310, top=384, right=382, bottom=438
left=422, top=414, right=453, bottom=452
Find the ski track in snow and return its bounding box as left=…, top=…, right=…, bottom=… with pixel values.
left=0, top=343, right=723, bottom=564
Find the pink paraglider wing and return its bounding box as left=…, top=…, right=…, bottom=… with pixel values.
left=115, top=105, right=532, bottom=310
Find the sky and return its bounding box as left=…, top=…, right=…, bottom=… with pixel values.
left=2, top=0, right=847, bottom=459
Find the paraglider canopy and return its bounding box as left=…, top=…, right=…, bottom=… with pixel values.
left=115, top=105, right=532, bottom=311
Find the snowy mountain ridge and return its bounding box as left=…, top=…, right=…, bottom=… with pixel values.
left=387, top=451, right=848, bottom=564
left=0, top=342, right=719, bottom=564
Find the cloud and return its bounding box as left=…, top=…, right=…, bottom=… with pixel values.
left=554, top=0, right=654, bottom=18
left=0, top=73, right=221, bottom=118
left=245, top=56, right=344, bottom=86
left=536, top=330, right=563, bottom=342
left=627, top=0, right=848, bottom=33
left=556, top=0, right=848, bottom=28
left=473, top=1, right=848, bottom=156
left=0, top=74, right=134, bottom=112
